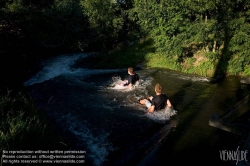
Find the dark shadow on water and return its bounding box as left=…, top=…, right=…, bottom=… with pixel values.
left=134, top=75, right=247, bottom=166
left=169, top=82, right=193, bottom=111
left=209, top=4, right=233, bottom=85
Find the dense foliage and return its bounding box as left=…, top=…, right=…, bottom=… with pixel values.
left=0, top=0, right=250, bottom=85
left=0, top=0, right=250, bottom=157
left=128, top=0, right=250, bottom=76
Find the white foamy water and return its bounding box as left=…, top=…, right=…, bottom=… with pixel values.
left=106, top=75, right=177, bottom=123
left=142, top=107, right=177, bottom=124
left=107, top=75, right=153, bottom=92
left=172, top=73, right=210, bottom=82
left=24, top=53, right=121, bottom=86
left=68, top=121, right=114, bottom=166
left=54, top=112, right=114, bottom=166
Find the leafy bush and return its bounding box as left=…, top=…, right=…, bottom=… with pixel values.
left=243, top=65, right=250, bottom=76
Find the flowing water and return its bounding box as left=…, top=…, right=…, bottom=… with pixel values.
left=24, top=53, right=250, bottom=166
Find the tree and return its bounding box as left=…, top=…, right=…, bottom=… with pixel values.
left=80, top=0, right=124, bottom=51
left=227, top=0, right=250, bottom=74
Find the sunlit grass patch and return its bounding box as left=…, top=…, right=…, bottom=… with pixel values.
left=243, top=65, right=250, bottom=77
left=145, top=53, right=180, bottom=70
left=83, top=38, right=220, bottom=78
left=92, top=38, right=156, bottom=69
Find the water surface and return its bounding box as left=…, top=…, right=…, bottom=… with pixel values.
left=24, top=53, right=249, bottom=166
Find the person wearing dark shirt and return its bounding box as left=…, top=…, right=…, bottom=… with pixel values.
left=115, top=67, right=140, bottom=89
left=139, top=83, right=172, bottom=113
left=126, top=67, right=140, bottom=87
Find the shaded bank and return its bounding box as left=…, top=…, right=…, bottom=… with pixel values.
left=0, top=91, right=69, bottom=163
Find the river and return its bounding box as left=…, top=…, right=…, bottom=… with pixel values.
left=24, top=52, right=250, bottom=166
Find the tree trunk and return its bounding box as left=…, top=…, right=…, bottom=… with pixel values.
left=219, top=41, right=224, bottom=55
left=205, top=45, right=209, bottom=52
left=213, top=40, right=216, bottom=52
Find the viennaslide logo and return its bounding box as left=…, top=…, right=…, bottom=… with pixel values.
left=219, top=146, right=248, bottom=165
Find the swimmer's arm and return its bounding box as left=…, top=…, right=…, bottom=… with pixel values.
left=148, top=96, right=153, bottom=101
left=147, top=105, right=155, bottom=113
left=125, top=83, right=133, bottom=89
left=166, top=99, right=172, bottom=108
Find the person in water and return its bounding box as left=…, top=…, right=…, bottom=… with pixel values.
left=115, top=67, right=140, bottom=89
left=139, top=83, right=172, bottom=113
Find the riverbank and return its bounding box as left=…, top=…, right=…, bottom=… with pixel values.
left=0, top=48, right=83, bottom=166
left=80, top=38, right=249, bottom=80
left=0, top=91, right=68, bottom=157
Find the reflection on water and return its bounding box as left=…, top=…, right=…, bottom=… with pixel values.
left=24, top=53, right=249, bottom=166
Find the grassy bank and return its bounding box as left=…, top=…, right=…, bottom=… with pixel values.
left=0, top=90, right=67, bottom=161
left=85, top=38, right=223, bottom=78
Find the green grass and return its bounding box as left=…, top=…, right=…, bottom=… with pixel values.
left=86, top=38, right=182, bottom=71
left=85, top=38, right=216, bottom=78
left=0, top=91, right=66, bottom=154
left=144, top=52, right=181, bottom=70
left=78, top=38, right=250, bottom=78
left=243, top=65, right=250, bottom=76
left=88, top=38, right=156, bottom=69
